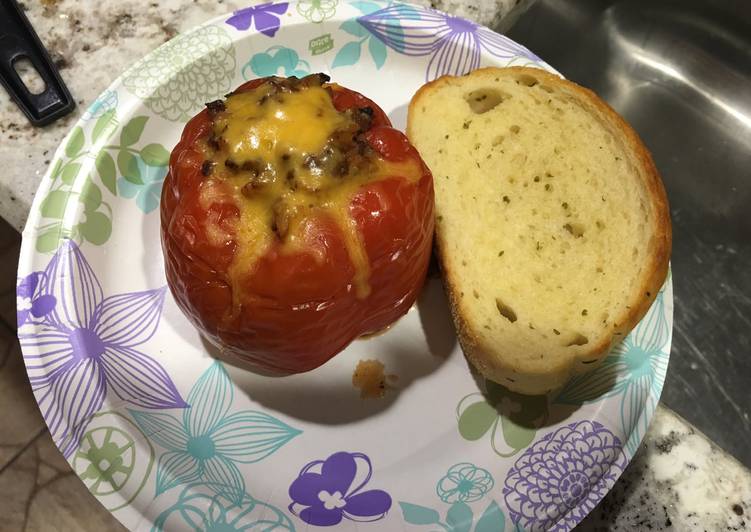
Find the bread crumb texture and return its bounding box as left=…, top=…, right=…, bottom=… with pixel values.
left=408, top=67, right=670, bottom=394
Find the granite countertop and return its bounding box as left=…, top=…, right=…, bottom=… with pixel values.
left=0, top=1, right=749, bottom=530
left=579, top=406, right=750, bottom=531
left=0, top=0, right=520, bottom=230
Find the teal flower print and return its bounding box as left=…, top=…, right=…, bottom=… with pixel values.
left=399, top=462, right=506, bottom=531
left=556, top=288, right=671, bottom=455
left=117, top=157, right=167, bottom=214
left=243, top=46, right=311, bottom=79
left=130, top=361, right=301, bottom=502
left=436, top=463, right=494, bottom=504
left=332, top=1, right=413, bottom=70
left=153, top=483, right=294, bottom=532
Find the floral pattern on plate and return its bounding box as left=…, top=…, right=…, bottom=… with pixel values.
left=131, top=361, right=301, bottom=503
left=359, top=3, right=540, bottom=81
left=16, top=271, right=56, bottom=327
left=34, top=113, right=170, bottom=252
left=18, top=240, right=186, bottom=458
left=153, top=483, right=295, bottom=531
left=297, top=0, right=339, bottom=23
left=456, top=380, right=549, bottom=458
left=243, top=46, right=312, bottom=79
left=503, top=421, right=627, bottom=531
left=226, top=2, right=290, bottom=35
left=556, top=287, right=672, bottom=456
left=123, top=25, right=236, bottom=121
left=117, top=156, right=168, bottom=214
left=331, top=1, right=420, bottom=70
left=289, top=451, right=392, bottom=526
left=17, top=2, right=673, bottom=530
left=82, top=90, right=118, bottom=121
left=400, top=462, right=506, bottom=532
left=436, top=463, right=494, bottom=504
left=71, top=411, right=155, bottom=511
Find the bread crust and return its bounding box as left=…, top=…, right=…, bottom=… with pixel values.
left=408, top=66, right=672, bottom=395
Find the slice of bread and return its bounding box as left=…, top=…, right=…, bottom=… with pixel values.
left=407, top=67, right=671, bottom=395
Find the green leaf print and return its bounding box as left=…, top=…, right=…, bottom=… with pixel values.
left=487, top=381, right=548, bottom=426
left=80, top=179, right=103, bottom=213
left=36, top=100, right=167, bottom=251
left=334, top=2, right=393, bottom=71
left=65, top=126, right=85, bottom=158
left=140, top=143, right=170, bottom=167
left=350, top=0, right=381, bottom=14
left=117, top=150, right=142, bottom=184
left=60, top=162, right=83, bottom=185
left=79, top=211, right=112, bottom=245
left=120, top=116, right=148, bottom=147
left=332, top=40, right=362, bottom=67
left=489, top=382, right=548, bottom=455
left=400, top=502, right=441, bottom=525
left=368, top=35, right=387, bottom=68
left=446, top=502, right=473, bottom=532
left=36, top=223, right=65, bottom=253
left=475, top=500, right=505, bottom=532
left=95, top=151, right=117, bottom=195
left=457, top=400, right=496, bottom=441
left=40, top=190, right=70, bottom=219
left=499, top=416, right=538, bottom=451
left=457, top=381, right=548, bottom=458
left=92, top=109, right=118, bottom=143
left=49, top=159, right=63, bottom=180
left=340, top=19, right=367, bottom=37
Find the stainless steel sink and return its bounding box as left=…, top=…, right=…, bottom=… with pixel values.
left=504, top=0, right=751, bottom=467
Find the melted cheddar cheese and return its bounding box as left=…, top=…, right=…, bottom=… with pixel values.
left=216, top=84, right=349, bottom=167
left=199, top=76, right=422, bottom=299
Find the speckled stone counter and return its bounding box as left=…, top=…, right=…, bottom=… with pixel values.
left=0, top=0, right=524, bottom=231
left=578, top=406, right=750, bottom=530
left=1, top=1, right=749, bottom=531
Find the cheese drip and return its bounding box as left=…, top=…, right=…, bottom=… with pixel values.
left=200, top=76, right=422, bottom=299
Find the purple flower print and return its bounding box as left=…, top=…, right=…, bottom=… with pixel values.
left=17, top=240, right=186, bottom=458
left=359, top=4, right=540, bottom=81
left=289, top=451, right=392, bottom=526
left=16, top=272, right=56, bottom=327
left=225, top=2, right=289, bottom=37
left=503, top=420, right=627, bottom=532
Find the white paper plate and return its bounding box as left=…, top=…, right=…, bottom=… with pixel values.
left=17, top=2, right=673, bottom=530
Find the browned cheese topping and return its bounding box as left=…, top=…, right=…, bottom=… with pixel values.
left=198, top=74, right=420, bottom=298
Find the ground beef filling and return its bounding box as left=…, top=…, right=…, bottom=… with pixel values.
left=201, top=74, right=379, bottom=201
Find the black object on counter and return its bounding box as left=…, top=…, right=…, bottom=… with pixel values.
left=0, top=0, right=75, bottom=126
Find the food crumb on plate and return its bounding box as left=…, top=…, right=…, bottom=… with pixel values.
left=352, top=359, right=397, bottom=398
